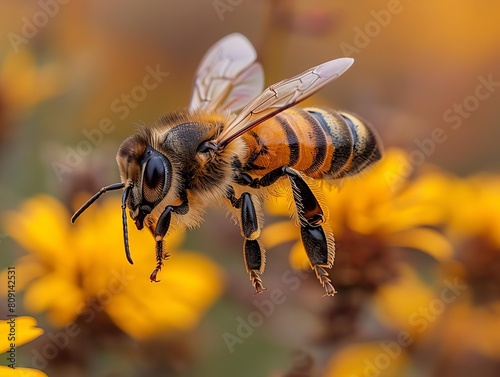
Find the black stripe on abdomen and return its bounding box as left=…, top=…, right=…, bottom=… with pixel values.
left=340, top=112, right=382, bottom=176
left=302, top=110, right=327, bottom=174
left=308, top=109, right=353, bottom=177
left=276, top=113, right=300, bottom=166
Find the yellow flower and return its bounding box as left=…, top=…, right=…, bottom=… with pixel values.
left=261, top=149, right=453, bottom=343
left=321, top=170, right=500, bottom=375
left=0, top=316, right=47, bottom=377
left=415, top=172, right=500, bottom=306
left=431, top=173, right=500, bottom=363
left=0, top=195, right=223, bottom=340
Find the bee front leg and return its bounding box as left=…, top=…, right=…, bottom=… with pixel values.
left=228, top=187, right=266, bottom=294
left=150, top=193, right=189, bottom=282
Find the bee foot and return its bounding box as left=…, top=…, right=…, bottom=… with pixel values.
left=250, top=270, right=266, bottom=294
left=314, top=265, right=337, bottom=296
left=150, top=264, right=163, bottom=282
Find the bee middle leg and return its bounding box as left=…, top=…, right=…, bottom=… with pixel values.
left=227, top=187, right=266, bottom=294
left=243, top=167, right=336, bottom=296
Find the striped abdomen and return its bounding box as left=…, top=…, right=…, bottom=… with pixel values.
left=241, top=106, right=382, bottom=179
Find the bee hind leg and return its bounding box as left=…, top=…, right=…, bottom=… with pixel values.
left=286, top=169, right=336, bottom=296
left=300, top=224, right=336, bottom=296
left=228, top=188, right=267, bottom=294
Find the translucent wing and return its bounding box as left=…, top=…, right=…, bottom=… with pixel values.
left=214, top=58, right=355, bottom=148
left=189, top=33, right=264, bottom=112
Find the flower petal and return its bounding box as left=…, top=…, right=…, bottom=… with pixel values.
left=385, top=228, right=453, bottom=262
left=0, top=366, right=48, bottom=377
left=288, top=241, right=310, bottom=270
left=2, top=195, right=72, bottom=268
left=0, top=316, right=43, bottom=353
left=261, top=221, right=299, bottom=249
left=372, top=263, right=435, bottom=334
left=24, top=274, right=83, bottom=326
left=0, top=256, right=46, bottom=296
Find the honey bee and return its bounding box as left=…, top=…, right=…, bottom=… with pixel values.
left=71, top=33, right=382, bottom=296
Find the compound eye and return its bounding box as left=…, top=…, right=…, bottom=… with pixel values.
left=143, top=156, right=165, bottom=202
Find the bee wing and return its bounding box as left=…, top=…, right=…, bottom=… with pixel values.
left=189, top=33, right=264, bottom=112
left=214, top=58, right=355, bottom=148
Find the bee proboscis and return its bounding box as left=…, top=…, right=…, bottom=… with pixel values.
left=72, top=33, right=382, bottom=296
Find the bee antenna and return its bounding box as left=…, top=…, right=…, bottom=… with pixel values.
left=121, top=185, right=134, bottom=265
left=71, top=183, right=125, bottom=223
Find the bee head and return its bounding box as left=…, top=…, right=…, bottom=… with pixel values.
left=71, top=131, right=174, bottom=267
left=116, top=133, right=173, bottom=231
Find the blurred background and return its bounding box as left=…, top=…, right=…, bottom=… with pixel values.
left=1, top=1, right=500, bottom=376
